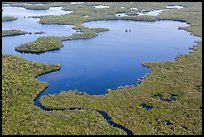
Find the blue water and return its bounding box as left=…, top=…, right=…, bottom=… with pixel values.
left=2, top=6, right=72, bottom=17
left=97, top=110, right=134, bottom=135
left=140, top=103, right=153, bottom=110
left=2, top=6, right=200, bottom=108
left=154, top=94, right=175, bottom=102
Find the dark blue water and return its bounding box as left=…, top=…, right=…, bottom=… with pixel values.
left=170, top=96, right=175, bottom=101
left=154, top=94, right=176, bottom=102
left=2, top=6, right=200, bottom=109
left=166, top=121, right=173, bottom=126
left=140, top=103, right=153, bottom=110
left=39, top=105, right=134, bottom=135
left=97, top=110, right=134, bottom=135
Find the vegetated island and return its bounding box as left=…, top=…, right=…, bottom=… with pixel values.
left=2, top=16, right=17, bottom=22
left=2, top=30, right=28, bottom=37
left=15, top=27, right=109, bottom=54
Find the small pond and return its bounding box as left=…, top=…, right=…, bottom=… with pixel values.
left=94, top=5, right=110, bottom=9
left=130, top=7, right=137, bottom=10
left=154, top=94, right=176, bottom=102
left=24, top=3, right=46, bottom=5
left=116, top=13, right=128, bottom=17
left=70, top=2, right=84, bottom=5
left=166, top=5, right=184, bottom=9
left=137, top=5, right=184, bottom=16
left=137, top=9, right=165, bottom=16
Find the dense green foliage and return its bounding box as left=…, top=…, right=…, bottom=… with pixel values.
left=2, top=55, right=125, bottom=135
left=2, top=30, right=28, bottom=37
left=40, top=42, right=202, bottom=135
left=2, top=16, right=17, bottom=22
left=15, top=27, right=108, bottom=53
left=15, top=37, right=62, bottom=53
left=2, top=2, right=202, bottom=135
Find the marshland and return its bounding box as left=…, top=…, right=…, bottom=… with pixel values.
left=2, top=2, right=202, bottom=135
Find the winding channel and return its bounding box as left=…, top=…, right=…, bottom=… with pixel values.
left=39, top=104, right=134, bottom=135
left=2, top=5, right=201, bottom=135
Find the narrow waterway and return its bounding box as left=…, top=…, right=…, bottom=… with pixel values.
left=39, top=104, right=134, bottom=135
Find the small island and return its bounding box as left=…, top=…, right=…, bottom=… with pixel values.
left=34, top=31, right=45, bottom=34
left=2, top=16, right=17, bottom=22
left=2, top=30, right=28, bottom=37
left=15, top=36, right=62, bottom=54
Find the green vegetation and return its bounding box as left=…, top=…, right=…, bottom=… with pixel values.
left=40, top=42, right=202, bottom=135
left=15, top=27, right=108, bottom=53
left=14, top=2, right=201, bottom=53
left=15, top=36, right=62, bottom=53
left=2, top=2, right=202, bottom=135
left=23, top=4, right=50, bottom=10
left=2, top=30, right=28, bottom=37
left=2, top=16, right=17, bottom=22
left=2, top=55, right=125, bottom=135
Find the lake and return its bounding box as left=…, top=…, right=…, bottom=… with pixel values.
left=2, top=6, right=200, bottom=108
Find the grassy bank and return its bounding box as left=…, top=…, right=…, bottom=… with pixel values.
left=2, top=16, right=17, bottom=22
left=2, top=30, right=28, bottom=37
left=2, top=54, right=125, bottom=135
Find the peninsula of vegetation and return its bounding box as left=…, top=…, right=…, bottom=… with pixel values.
left=2, top=16, right=17, bottom=22
left=2, top=29, right=28, bottom=37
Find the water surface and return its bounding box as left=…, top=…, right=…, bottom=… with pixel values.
left=2, top=6, right=200, bottom=109
left=94, top=5, right=110, bottom=8
left=137, top=9, right=165, bottom=16
left=2, top=6, right=72, bottom=17
left=70, top=2, right=84, bottom=5
left=166, top=5, right=184, bottom=9
left=116, top=13, right=128, bottom=17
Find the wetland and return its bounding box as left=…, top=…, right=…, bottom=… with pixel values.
left=2, top=2, right=202, bottom=135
